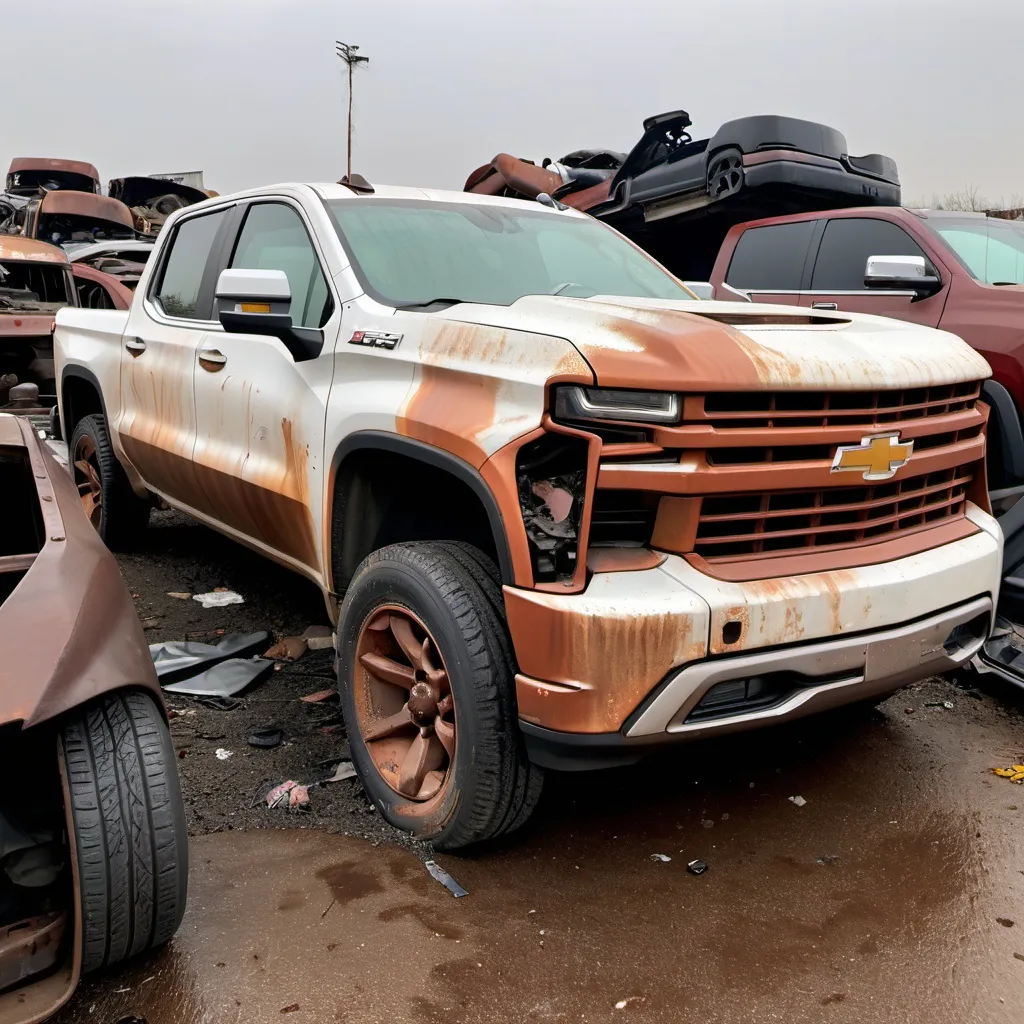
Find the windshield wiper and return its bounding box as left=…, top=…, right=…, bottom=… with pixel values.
left=394, top=297, right=466, bottom=310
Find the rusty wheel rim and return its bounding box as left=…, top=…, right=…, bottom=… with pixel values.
left=73, top=436, right=102, bottom=529
left=353, top=606, right=456, bottom=803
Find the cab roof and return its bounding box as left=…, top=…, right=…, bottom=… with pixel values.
left=0, top=235, right=69, bottom=263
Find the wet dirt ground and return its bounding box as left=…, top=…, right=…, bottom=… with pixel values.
left=50, top=511, right=1024, bottom=1024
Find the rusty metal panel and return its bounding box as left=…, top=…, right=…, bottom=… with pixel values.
left=37, top=191, right=134, bottom=228
left=0, top=237, right=68, bottom=263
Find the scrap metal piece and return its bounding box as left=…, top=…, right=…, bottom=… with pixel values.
left=424, top=860, right=469, bottom=898
left=686, top=859, right=708, bottom=875
left=161, top=658, right=274, bottom=698
left=149, top=631, right=270, bottom=682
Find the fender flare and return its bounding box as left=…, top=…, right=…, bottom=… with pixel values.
left=982, top=379, right=1024, bottom=481
left=59, top=364, right=111, bottom=437
left=328, top=430, right=514, bottom=585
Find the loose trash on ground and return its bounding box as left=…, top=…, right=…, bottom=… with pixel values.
left=192, top=589, right=245, bottom=609
left=687, top=859, right=708, bottom=875
left=247, top=727, right=284, bottom=749
left=167, top=592, right=191, bottom=600
left=161, top=658, right=274, bottom=698
left=324, top=761, right=357, bottom=784
left=300, top=689, right=337, bottom=703
left=265, top=781, right=310, bottom=810
left=650, top=853, right=671, bottom=862
left=992, top=764, right=1024, bottom=783
left=425, top=859, right=469, bottom=898
left=925, top=701, right=955, bottom=709
left=150, top=631, right=270, bottom=682
left=214, top=748, right=233, bottom=761
left=265, top=625, right=335, bottom=662
left=789, top=795, right=808, bottom=807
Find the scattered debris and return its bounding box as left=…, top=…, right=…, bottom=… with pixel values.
left=150, top=631, right=270, bottom=682
left=215, top=749, right=233, bottom=761
left=265, top=781, right=310, bottom=810
left=816, top=855, right=840, bottom=866
left=162, top=658, right=274, bottom=698
left=280, top=1004, right=300, bottom=1015
left=192, top=589, right=245, bottom=608
left=687, top=859, right=708, bottom=875
left=650, top=854, right=671, bottom=863
left=701, top=819, right=714, bottom=829
left=300, top=689, right=337, bottom=704
left=265, top=625, right=334, bottom=662
left=324, top=761, right=357, bottom=784
left=167, top=592, right=191, bottom=600
left=139, top=616, right=163, bottom=630
left=425, top=859, right=469, bottom=898
left=247, top=727, right=284, bottom=749
left=1014, top=952, right=1024, bottom=962
left=992, top=765, right=1024, bottom=784
left=788, top=795, right=808, bottom=807
left=997, top=918, right=1015, bottom=928
left=925, top=701, right=955, bottom=709
left=615, top=1001, right=629, bottom=1011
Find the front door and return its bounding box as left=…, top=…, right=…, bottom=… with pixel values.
left=117, top=206, right=230, bottom=506
left=720, top=219, right=817, bottom=307
left=191, top=200, right=339, bottom=580
left=801, top=216, right=948, bottom=326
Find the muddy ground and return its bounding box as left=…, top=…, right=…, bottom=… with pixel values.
left=49, top=509, right=1024, bottom=1023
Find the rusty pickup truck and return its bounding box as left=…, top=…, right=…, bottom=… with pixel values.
left=53, top=182, right=1001, bottom=848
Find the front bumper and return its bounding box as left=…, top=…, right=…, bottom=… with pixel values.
left=504, top=506, right=1001, bottom=760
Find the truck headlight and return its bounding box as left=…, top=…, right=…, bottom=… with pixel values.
left=554, top=386, right=681, bottom=425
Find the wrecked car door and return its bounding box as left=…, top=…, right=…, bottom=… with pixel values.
left=718, top=219, right=817, bottom=305
left=116, top=205, right=231, bottom=503
left=190, top=200, right=338, bottom=578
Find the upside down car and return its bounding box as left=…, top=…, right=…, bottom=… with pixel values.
left=0, top=414, right=186, bottom=1023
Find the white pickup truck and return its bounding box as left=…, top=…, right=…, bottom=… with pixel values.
left=55, top=181, right=1001, bottom=848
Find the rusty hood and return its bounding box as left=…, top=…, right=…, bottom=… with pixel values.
left=0, top=415, right=161, bottom=729
left=437, top=295, right=992, bottom=391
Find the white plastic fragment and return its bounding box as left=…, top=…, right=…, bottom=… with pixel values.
left=788, top=795, right=807, bottom=807
left=425, top=859, right=469, bottom=897
left=192, top=590, right=245, bottom=608
left=325, top=761, right=357, bottom=784
left=215, top=748, right=233, bottom=760
left=650, top=853, right=671, bottom=862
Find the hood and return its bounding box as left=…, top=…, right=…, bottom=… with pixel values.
left=440, top=295, right=992, bottom=391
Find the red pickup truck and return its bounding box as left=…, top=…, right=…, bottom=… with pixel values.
left=708, top=207, right=1024, bottom=507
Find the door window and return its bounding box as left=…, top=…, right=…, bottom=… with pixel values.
left=153, top=208, right=228, bottom=319
left=811, top=218, right=928, bottom=291
left=725, top=221, right=816, bottom=291
left=230, top=203, right=333, bottom=328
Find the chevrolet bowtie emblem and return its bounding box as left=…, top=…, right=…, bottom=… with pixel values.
left=831, top=432, right=913, bottom=481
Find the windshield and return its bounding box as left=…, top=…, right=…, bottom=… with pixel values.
left=928, top=216, right=1024, bottom=286
left=326, top=199, right=692, bottom=307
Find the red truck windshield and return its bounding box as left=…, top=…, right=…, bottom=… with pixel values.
left=928, top=216, right=1024, bottom=286
left=326, top=198, right=692, bottom=307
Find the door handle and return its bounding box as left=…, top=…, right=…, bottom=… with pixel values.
left=198, top=348, right=227, bottom=372
left=124, top=338, right=146, bottom=356
left=811, top=301, right=839, bottom=311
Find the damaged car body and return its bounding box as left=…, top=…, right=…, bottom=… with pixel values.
left=0, top=414, right=187, bottom=1023
left=108, top=177, right=209, bottom=237
left=466, top=111, right=901, bottom=279
left=54, top=183, right=998, bottom=851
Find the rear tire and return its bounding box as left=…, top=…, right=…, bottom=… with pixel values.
left=61, top=691, right=188, bottom=974
left=69, top=414, right=149, bottom=550
left=337, top=541, right=543, bottom=849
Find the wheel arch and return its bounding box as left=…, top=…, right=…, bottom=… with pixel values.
left=327, top=431, right=514, bottom=596
left=60, top=365, right=109, bottom=440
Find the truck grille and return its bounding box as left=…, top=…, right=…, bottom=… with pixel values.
left=694, top=467, right=972, bottom=560
left=695, top=382, right=980, bottom=429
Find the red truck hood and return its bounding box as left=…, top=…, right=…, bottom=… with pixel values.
left=440, top=295, right=992, bottom=391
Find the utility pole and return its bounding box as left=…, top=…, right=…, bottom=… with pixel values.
left=335, top=41, right=369, bottom=182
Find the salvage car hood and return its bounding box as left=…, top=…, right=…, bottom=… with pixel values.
left=0, top=415, right=161, bottom=728
left=438, top=296, right=992, bottom=391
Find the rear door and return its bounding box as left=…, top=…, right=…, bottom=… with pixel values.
left=719, top=220, right=819, bottom=306
left=117, top=205, right=232, bottom=505
left=190, top=199, right=340, bottom=578
left=803, top=217, right=947, bottom=325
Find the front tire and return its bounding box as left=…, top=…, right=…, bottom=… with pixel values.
left=337, top=542, right=543, bottom=849
left=61, top=692, right=189, bottom=974
left=69, top=413, right=150, bottom=550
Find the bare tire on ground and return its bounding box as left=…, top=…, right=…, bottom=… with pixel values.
left=69, top=413, right=150, bottom=550
left=60, top=691, right=189, bottom=973
left=337, top=541, right=543, bottom=849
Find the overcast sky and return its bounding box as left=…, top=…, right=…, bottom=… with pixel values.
left=5, top=0, right=1022, bottom=205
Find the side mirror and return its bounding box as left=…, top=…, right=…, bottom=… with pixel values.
left=215, top=268, right=323, bottom=362
left=864, top=255, right=941, bottom=299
